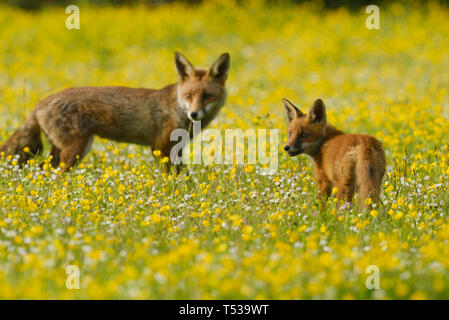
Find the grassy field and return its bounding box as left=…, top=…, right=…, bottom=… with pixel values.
left=1, top=1, right=449, bottom=299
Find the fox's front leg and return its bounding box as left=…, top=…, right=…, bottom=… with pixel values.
left=173, top=148, right=186, bottom=174
left=160, top=143, right=185, bottom=174
left=315, top=174, right=332, bottom=211
left=164, top=160, right=185, bottom=174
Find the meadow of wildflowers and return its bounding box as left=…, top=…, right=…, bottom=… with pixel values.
left=1, top=1, right=449, bottom=299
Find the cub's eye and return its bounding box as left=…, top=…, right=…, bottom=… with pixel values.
left=185, top=93, right=192, bottom=100
left=203, top=93, right=213, bottom=101
left=300, top=132, right=309, bottom=138
left=287, top=130, right=292, bottom=138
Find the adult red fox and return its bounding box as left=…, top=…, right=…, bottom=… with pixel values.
left=283, top=98, right=385, bottom=208
left=0, top=52, right=230, bottom=171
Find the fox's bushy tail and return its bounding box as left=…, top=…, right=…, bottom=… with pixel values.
left=0, top=111, right=42, bottom=165
left=356, top=142, right=386, bottom=207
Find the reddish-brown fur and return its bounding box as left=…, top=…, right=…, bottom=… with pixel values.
left=283, top=98, right=386, bottom=209
left=0, top=52, right=230, bottom=172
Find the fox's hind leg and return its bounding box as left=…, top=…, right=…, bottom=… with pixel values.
left=49, top=146, right=61, bottom=168
left=0, top=112, right=43, bottom=165
left=59, top=136, right=93, bottom=172
left=358, top=180, right=379, bottom=209
left=335, top=178, right=355, bottom=203
left=356, top=145, right=386, bottom=209
left=358, top=167, right=382, bottom=208
left=333, top=161, right=355, bottom=204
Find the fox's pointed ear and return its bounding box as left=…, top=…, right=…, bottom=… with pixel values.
left=209, top=53, right=230, bottom=83
left=283, top=98, right=304, bottom=122
left=175, top=52, right=195, bottom=81
left=308, top=98, right=327, bottom=123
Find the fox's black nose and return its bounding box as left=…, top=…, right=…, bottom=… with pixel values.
left=190, top=111, right=198, bottom=119
left=284, top=145, right=290, bottom=151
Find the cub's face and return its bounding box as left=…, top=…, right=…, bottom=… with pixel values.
left=283, top=98, right=327, bottom=156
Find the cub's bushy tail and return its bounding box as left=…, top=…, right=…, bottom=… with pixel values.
left=0, top=112, right=42, bottom=165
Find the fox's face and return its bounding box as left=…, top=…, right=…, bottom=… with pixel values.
left=283, top=98, right=327, bottom=157
left=175, top=52, right=230, bottom=121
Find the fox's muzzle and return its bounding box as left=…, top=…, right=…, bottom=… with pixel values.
left=188, top=110, right=204, bottom=121
left=284, top=144, right=302, bottom=156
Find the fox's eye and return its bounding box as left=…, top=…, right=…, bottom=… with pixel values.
left=185, top=93, right=192, bottom=100
left=300, top=132, right=308, bottom=138
left=287, top=130, right=292, bottom=138
left=203, top=93, right=213, bottom=101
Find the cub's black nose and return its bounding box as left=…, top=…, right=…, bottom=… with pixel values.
left=284, top=145, right=290, bottom=151
left=190, top=112, right=198, bottom=119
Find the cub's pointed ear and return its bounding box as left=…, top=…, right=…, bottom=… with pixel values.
left=209, top=53, right=230, bottom=83
left=308, top=98, right=327, bottom=123
left=283, top=98, right=304, bottom=122
left=175, top=52, right=195, bottom=81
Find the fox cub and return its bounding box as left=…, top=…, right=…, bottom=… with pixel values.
left=0, top=52, right=230, bottom=171
left=283, top=98, right=385, bottom=208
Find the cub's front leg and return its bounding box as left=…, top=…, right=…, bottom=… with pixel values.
left=313, top=164, right=332, bottom=210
